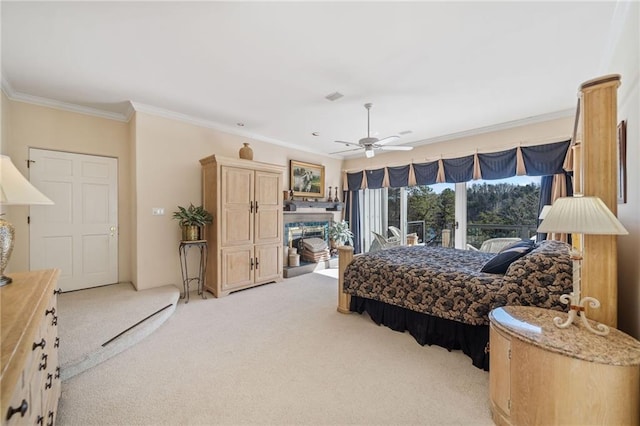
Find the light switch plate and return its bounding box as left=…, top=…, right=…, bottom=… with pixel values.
left=152, top=207, right=165, bottom=216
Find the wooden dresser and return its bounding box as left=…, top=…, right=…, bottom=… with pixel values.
left=489, top=306, right=640, bottom=426
left=1, top=269, right=61, bottom=425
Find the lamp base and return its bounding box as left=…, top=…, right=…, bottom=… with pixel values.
left=0, top=217, right=16, bottom=286
left=553, top=292, right=610, bottom=335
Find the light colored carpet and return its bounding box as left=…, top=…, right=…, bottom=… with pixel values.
left=57, top=270, right=492, bottom=425
left=58, top=282, right=180, bottom=380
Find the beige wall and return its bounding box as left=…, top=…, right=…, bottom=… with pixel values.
left=609, top=2, right=639, bottom=338
left=1, top=97, right=132, bottom=284
left=131, top=111, right=343, bottom=290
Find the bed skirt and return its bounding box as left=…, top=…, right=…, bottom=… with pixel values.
left=349, top=296, right=490, bottom=371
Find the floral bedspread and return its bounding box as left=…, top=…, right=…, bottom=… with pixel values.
left=343, top=240, right=573, bottom=326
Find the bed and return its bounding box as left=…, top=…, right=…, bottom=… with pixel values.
left=337, top=240, right=573, bottom=370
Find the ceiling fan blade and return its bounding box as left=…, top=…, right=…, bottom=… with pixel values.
left=329, top=147, right=363, bottom=155
left=377, top=145, right=414, bottom=151
left=374, top=135, right=400, bottom=146
left=334, top=140, right=363, bottom=148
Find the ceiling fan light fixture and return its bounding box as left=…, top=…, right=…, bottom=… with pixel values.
left=365, top=147, right=375, bottom=158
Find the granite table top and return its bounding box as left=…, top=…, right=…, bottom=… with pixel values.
left=490, top=306, right=640, bottom=366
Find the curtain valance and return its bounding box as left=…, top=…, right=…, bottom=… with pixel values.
left=343, top=140, right=570, bottom=190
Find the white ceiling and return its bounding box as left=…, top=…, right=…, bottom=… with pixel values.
left=1, top=1, right=621, bottom=158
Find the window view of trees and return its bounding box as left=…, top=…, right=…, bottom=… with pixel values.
left=388, top=184, right=455, bottom=245
left=387, top=177, right=540, bottom=247
left=466, top=180, right=540, bottom=248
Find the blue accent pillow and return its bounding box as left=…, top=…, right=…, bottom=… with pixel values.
left=480, top=240, right=535, bottom=274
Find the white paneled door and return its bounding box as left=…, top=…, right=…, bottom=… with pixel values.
left=29, top=149, right=118, bottom=291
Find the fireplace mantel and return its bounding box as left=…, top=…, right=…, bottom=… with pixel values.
left=284, top=200, right=343, bottom=211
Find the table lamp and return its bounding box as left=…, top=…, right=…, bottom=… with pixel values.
left=1, top=155, right=54, bottom=286
left=537, top=194, right=628, bottom=335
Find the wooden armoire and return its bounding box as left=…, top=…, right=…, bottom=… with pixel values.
left=200, top=155, right=284, bottom=297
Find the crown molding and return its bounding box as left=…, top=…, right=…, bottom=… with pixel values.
left=1, top=80, right=130, bottom=122
left=405, top=108, right=575, bottom=148
left=129, top=101, right=333, bottom=158
left=2, top=81, right=576, bottom=160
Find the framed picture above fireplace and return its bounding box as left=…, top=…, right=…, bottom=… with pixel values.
left=290, top=160, right=325, bottom=198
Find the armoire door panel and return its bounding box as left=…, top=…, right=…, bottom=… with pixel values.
left=254, top=243, right=281, bottom=283
left=222, top=208, right=253, bottom=246
left=221, top=247, right=253, bottom=290
left=255, top=171, right=281, bottom=206
left=222, top=167, right=253, bottom=205
left=254, top=209, right=281, bottom=243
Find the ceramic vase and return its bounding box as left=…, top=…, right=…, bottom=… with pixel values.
left=239, top=143, right=254, bottom=160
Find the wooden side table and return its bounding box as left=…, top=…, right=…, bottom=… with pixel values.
left=489, top=306, right=640, bottom=426
left=178, top=240, right=208, bottom=303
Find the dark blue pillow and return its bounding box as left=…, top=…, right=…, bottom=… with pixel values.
left=480, top=240, right=535, bottom=274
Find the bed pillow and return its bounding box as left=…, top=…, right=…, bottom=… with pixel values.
left=480, top=240, right=535, bottom=274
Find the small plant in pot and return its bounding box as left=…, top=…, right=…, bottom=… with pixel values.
left=328, top=220, right=354, bottom=249
left=172, top=204, right=213, bottom=241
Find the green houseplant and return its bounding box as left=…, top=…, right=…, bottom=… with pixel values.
left=172, top=204, right=213, bottom=241
left=328, top=220, right=354, bottom=248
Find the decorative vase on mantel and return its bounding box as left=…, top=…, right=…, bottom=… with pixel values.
left=239, top=143, right=254, bottom=160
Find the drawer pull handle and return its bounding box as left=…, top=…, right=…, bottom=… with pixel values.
left=255, top=257, right=259, bottom=269
left=45, top=373, right=53, bottom=389
left=52, top=315, right=58, bottom=326
left=45, top=307, right=56, bottom=316
left=53, top=288, right=62, bottom=295
left=37, top=415, right=44, bottom=425
left=39, top=353, right=48, bottom=371
left=46, top=411, right=54, bottom=426
left=55, top=366, right=60, bottom=379
left=6, top=399, right=28, bottom=420
left=54, top=337, right=60, bottom=348
left=33, top=338, right=46, bottom=350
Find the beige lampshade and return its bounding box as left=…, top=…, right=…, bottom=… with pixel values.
left=538, top=205, right=552, bottom=220
left=1, top=155, right=54, bottom=205
left=537, top=195, right=628, bottom=235
left=1, top=155, right=54, bottom=286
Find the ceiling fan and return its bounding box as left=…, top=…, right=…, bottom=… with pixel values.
left=333, top=103, right=413, bottom=158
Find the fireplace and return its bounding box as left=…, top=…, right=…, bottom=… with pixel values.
left=283, top=212, right=336, bottom=278
left=283, top=213, right=333, bottom=248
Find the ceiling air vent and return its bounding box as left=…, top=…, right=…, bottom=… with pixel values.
left=325, top=92, right=344, bottom=101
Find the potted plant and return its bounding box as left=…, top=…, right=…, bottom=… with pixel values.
left=328, top=220, right=354, bottom=249
left=172, top=204, right=213, bottom=241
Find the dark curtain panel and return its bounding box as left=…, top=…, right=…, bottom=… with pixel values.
left=343, top=190, right=362, bottom=254
left=521, top=140, right=571, bottom=176
left=477, top=148, right=517, bottom=180
left=365, top=168, right=386, bottom=189
left=537, top=172, right=574, bottom=243
left=387, top=165, right=410, bottom=188
left=413, top=161, right=439, bottom=186
left=346, top=172, right=364, bottom=191
left=443, top=155, right=474, bottom=183
left=537, top=175, right=554, bottom=242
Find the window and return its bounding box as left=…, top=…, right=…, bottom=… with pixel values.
left=382, top=184, right=456, bottom=247
left=466, top=176, right=541, bottom=249
left=364, top=176, right=540, bottom=251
